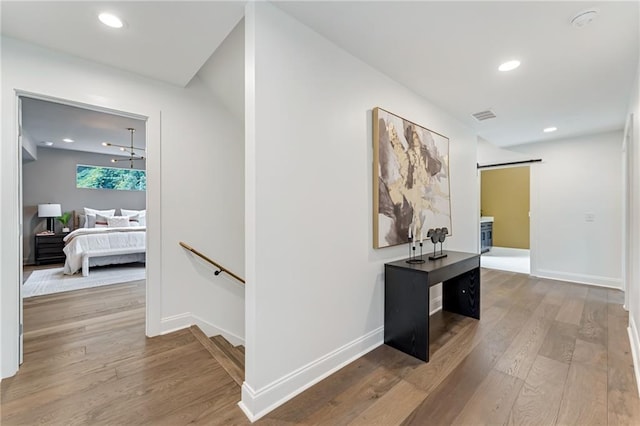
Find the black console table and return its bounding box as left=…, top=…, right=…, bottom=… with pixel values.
left=384, top=250, right=480, bottom=362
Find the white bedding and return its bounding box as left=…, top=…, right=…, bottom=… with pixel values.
left=63, top=226, right=146, bottom=275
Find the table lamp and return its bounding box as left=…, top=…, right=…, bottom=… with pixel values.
left=38, top=203, right=62, bottom=233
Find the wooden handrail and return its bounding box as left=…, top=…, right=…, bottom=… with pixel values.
left=179, top=241, right=245, bottom=284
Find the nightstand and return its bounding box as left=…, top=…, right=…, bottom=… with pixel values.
left=35, top=233, right=68, bottom=265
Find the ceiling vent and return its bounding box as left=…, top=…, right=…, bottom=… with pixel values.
left=472, top=110, right=496, bottom=122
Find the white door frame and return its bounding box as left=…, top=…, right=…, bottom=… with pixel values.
left=623, top=113, right=634, bottom=311
left=478, top=163, right=535, bottom=274
left=3, top=89, right=162, bottom=378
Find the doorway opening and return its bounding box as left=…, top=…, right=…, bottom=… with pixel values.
left=479, top=165, right=531, bottom=274
left=18, top=94, right=148, bottom=365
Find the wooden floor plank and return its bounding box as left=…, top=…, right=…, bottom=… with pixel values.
left=493, top=302, right=558, bottom=380
left=538, top=320, right=579, bottom=364
left=452, top=369, right=524, bottom=425
left=555, top=284, right=588, bottom=325
left=577, top=287, right=609, bottom=345
left=557, top=361, right=608, bottom=424
left=508, top=355, right=569, bottom=425
left=558, top=340, right=608, bottom=424
left=401, top=344, right=498, bottom=426
left=301, top=364, right=404, bottom=425
left=348, top=380, right=427, bottom=426
left=607, top=298, right=640, bottom=424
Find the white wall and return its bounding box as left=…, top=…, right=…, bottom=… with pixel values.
left=477, top=137, right=536, bottom=167
left=511, top=131, right=623, bottom=288
left=198, top=18, right=245, bottom=122
left=241, top=3, right=478, bottom=419
left=159, top=77, right=245, bottom=343
left=626, top=53, right=640, bottom=396
left=21, top=128, right=37, bottom=161
left=1, top=36, right=245, bottom=378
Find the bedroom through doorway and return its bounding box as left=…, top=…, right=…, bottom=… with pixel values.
left=19, top=96, right=148, bottom=364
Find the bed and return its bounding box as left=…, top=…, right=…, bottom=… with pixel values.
left=62, top=209, right=146, bottom=276
left=63, top=226, right=146, bottom=276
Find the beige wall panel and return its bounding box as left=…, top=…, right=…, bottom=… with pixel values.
left=481, top=167, right=530, bottom=249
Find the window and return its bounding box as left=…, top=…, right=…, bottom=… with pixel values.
left=76, top=164, right=146, bottom=191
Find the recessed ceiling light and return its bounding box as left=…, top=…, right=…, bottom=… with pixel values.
left=543, top=127, right=557, bottom=133
left=42, top=141, right=54, bottom=146
left=62, top=138, right=74, bottom=143
left=498, top=60, right=521, bottom=72
left=98, top=12, right=124, bottom=29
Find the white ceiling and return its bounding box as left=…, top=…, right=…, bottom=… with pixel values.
left=276, top=1, right=639, bottom=146
left=1, top=1, right=245, bottom=87
left=2, top=1, right=639, bottom=148
left=21, top=97, right=145, bottom=157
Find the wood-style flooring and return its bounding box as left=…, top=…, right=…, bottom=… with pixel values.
left=1, top=279, right=249, bottom=425
left=2, top=268, right=639, bottom=425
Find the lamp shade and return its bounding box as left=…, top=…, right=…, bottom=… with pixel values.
left=38, top=204, right=62, bottom=218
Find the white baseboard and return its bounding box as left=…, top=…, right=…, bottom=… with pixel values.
left=430, top=296, right=443, bottom=315
left=532, top=269, right=622, bottom=289
left=240, top=326, right=383, bottom=421
left=191, top=314, right=244, bottom=346
left=628, top=316, right=640, bottom=398
left=160, top=312, right=193, bottom=335
left=160, top=312, right=244, bottom=346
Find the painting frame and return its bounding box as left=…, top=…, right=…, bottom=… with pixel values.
left=373, top=107, right=452, bottom=249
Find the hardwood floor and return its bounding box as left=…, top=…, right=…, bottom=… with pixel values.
left=1, top=280, right=249, bottom=425
left=2, top=269, right=639, bottom=425
left=261, top=269, right=640, bottom=425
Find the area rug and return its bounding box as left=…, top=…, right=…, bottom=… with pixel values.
left=23, top=265, right=145, bottom=298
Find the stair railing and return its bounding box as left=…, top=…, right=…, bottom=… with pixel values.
left=179, top=241, right=245, bottom=284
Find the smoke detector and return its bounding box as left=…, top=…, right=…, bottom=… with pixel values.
left=571, top=9, right=599, bottom=28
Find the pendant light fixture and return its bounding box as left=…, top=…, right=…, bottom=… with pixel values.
left=102, top=128, right=145, bottom=168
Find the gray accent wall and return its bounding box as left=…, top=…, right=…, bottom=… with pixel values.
left=22, top=147, right=146, bottom=264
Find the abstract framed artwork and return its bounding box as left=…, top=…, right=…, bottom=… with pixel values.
left=373, top=107, right=452, bottom=248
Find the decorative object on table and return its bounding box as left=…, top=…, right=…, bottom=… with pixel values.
left=406, top=226, right=425, bottom=264
left=38, top=203, right=62, bottom=233
left=372, top=107, right=452, bottom=249
left=427, top=227, right=449, bottom=260
left=56, top=211, right=72, bottom=233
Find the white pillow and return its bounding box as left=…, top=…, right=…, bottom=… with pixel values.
left=126, top=213, right=140, bottom=226
left=107, top=216, right=131, bottom=228
left=84, top=208, right=116, bottom=228
left=94, top=213, right=112, bottom=228
left=121, top=209, right=146, bottom=226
